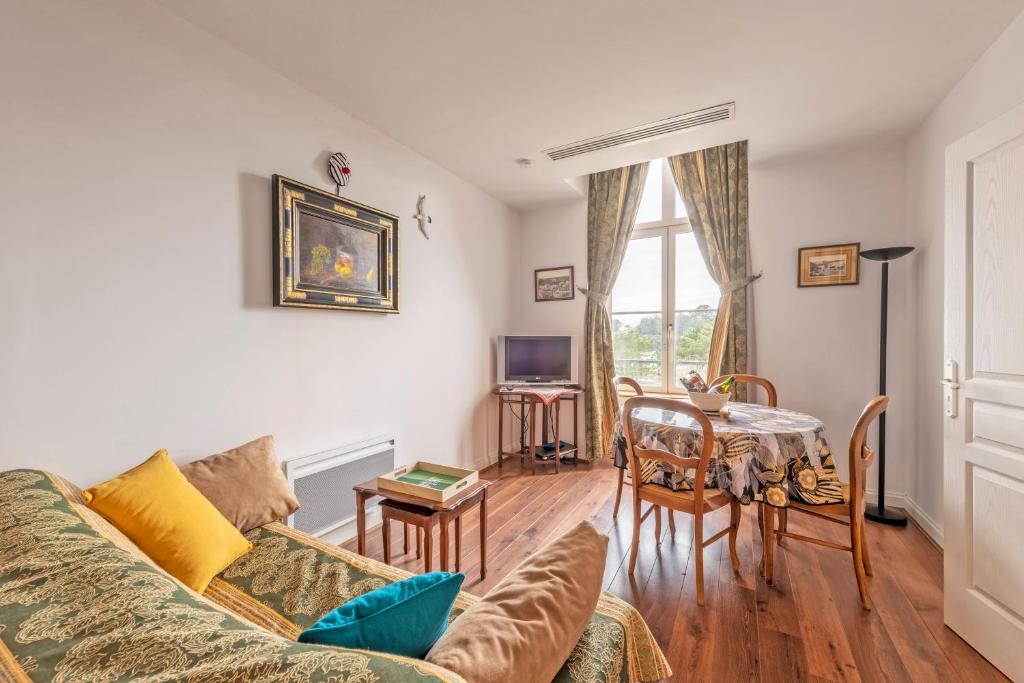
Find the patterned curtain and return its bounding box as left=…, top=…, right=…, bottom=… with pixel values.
left=581, top=162, right=649, bottom=460
left=667, top=141, right=757, bottom=400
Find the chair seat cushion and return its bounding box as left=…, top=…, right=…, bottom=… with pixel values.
left=298, top=572, right=464, bottom=658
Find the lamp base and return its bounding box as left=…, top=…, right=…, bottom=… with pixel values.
left=865, top=504, right=908, bottom=526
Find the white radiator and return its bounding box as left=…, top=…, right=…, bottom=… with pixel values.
left=283, top=434, right=395, bottom=538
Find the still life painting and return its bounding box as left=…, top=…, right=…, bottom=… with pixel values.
left=797, top=243, right=859, bottom=287
left=273, top=175, right=398, bottom=312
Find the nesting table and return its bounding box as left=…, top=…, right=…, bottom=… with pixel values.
left=353, top=477, right=491, bottom=579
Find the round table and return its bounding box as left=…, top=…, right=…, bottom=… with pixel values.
left=612, top=402, right=844, bottom=508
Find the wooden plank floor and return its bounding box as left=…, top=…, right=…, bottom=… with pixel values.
left=342, top=458, right=1007, bottom=682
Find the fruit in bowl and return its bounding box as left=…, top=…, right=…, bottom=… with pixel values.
left=686, top=390, right=730, bottom=413
left=681, top=372, right=735, bottom=413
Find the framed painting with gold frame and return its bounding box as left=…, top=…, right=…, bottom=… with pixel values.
left=273, top=175, right=398, bottom=312
left=797, top=242, right=859, bottom=288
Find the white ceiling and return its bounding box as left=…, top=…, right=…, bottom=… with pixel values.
left=157, top=0, right=1023, bottom=209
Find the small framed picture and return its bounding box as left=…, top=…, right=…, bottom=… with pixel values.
left=534, top=266, right=575, bottom=302
left=798, top=243, right=860, bottom=287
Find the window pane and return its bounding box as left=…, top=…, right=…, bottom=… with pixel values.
left=673, top=232, right=719, bottom=388
left=674, top=232, right=719, bottom=310
left=673, top=182, right=687, bottom=218
left=634, top=160, right=663, bottom=224
left=673, top=309, right=715, bottom=388
left=613, top=313, right=663, bottom=387
left=612, top=235, right=662, bottom=312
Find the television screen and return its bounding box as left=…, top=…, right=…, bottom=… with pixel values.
left=505, top=336, right=572, bottom=382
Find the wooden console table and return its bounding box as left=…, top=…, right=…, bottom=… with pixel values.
left=495, top=386, right=582, bottom=474
left=353, top=477, right=490, bottom=578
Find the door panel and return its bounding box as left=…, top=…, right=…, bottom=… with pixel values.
left=945, top=101, right=1024, bottom=682
left=970, top=466, right=1024, bottom=619
left=971, top=136, right=1024, bottom=377
left=973, top=402, right=1024, bottom=450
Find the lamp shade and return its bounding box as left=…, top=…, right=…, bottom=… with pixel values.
left=860, top=246, right=914, bottom=262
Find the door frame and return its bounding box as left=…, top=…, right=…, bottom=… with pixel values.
left=944, top=99, right=1024, bottom=681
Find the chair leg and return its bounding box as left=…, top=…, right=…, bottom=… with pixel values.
left=861, top=524, right=873, bottom=577
left=777, top=508, right=788, bottom=546
left=613, top=468, right=624, bottom=518
left=382, top=519, right=392, bottom=566
left=694, top=512, right=705, bottom=606
left=654, top=505, right=662, bottom=542
left=762, top=505, right=775, bottom=585
left=628, top=495, right=642, bottom=575
left=668, top=510, right=676, bottom=537
left=416, top=527, right=422, bottom=559
left=728, top=499, right=741, bottom=575
left=851, top=518, right=871, bottom=609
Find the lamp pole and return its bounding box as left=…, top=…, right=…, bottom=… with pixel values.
left=860, top=246, right=914, bottom=526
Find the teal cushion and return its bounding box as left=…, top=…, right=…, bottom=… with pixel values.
left=298, top=572, right=465, bottom=658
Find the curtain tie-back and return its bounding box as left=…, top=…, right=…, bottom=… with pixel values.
left=718, top=271, right=762, bottom=296
left=577, top=287, right=610, bottom=305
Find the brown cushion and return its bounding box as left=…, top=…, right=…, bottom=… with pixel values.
left=180, top=435, right=299, bottom=532
left=426, top=520, right=608, bottom=683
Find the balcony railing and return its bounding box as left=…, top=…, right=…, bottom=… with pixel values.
left=613, top=358, right=710, bottom=390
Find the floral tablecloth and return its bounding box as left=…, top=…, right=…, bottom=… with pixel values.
left=612, top=402, right=845, bottom=508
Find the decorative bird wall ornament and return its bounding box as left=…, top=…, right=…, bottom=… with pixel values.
left=327, top=152, right=351, bottom=193
left=413, top=194, right=432, bottom=240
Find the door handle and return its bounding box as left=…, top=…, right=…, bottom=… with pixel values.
left=942, top=360, right=959, bottom=418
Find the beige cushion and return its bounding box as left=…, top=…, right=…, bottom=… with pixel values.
left=426, top=520, right=608, bottom=683
left=180, top=435, right=299, bottom=532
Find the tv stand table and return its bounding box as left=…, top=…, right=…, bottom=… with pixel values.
left=495, top=386, right=582, bottom=474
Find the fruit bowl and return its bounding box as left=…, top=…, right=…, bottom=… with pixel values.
left=686, top=390, right=730, bottom=413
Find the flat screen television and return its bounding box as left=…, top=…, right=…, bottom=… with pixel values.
left=496, top=335, right=579, bottom=385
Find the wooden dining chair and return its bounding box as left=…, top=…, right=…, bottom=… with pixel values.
left=760, top=395, right=888, bottom=609
left=612, top=376, right=644, bottom=520
left=622, top=396, right=741, bottom=605
left=711, top=373, right=778, bottom=408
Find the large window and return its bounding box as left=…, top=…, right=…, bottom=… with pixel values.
left=611, top=158, right=719, bottom=393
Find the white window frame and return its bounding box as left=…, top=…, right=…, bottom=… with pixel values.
left=611, top=159, right=715, bottom=395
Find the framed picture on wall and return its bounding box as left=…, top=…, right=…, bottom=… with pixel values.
left=797, top=243, right=860, bottom=287
left=534, top=266, right=575, bottom=301
left=272, top=175, right=399, bottom=312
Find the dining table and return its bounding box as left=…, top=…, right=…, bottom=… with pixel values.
left=612, top=401, right=846, bottom=509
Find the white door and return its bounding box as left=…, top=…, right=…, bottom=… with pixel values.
left=945, top=100, right=1024, bottom=681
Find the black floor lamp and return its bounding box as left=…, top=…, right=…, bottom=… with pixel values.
left=859, top=246, right=914, bottom=526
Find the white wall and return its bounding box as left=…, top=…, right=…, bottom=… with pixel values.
left=903, top=10, right=1024, bottom=542
left=515, top=142, right=912, bottom=490
left=0, top=0, right=519, bottom=485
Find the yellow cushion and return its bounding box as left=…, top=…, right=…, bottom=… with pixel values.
left=83, top=450, right=252, bottom=592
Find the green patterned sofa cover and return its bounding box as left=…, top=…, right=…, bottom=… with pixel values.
left=0, top=470, right=670, bottom=682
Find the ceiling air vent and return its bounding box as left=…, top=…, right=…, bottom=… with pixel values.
left=543, top=102, right=735, bottom=161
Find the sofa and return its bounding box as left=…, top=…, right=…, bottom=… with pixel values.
left=0, top=469, right=670, bottom=682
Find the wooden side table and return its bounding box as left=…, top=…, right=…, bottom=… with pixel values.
left=353, top=477, right=490, bottom=579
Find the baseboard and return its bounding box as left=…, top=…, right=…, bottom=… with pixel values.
left=865, top=488, right=944, bottom=548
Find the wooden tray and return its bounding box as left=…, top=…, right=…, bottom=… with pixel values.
left=377, top=461, right=479, bottom=503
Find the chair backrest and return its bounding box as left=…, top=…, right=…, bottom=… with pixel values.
left=847, top=395, right=889, bottom=511
left=613, top=376, right=645, bottom=397
left=712, top=373, right=778, bottom=407
left=621, top=396, right=716, bottom=501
